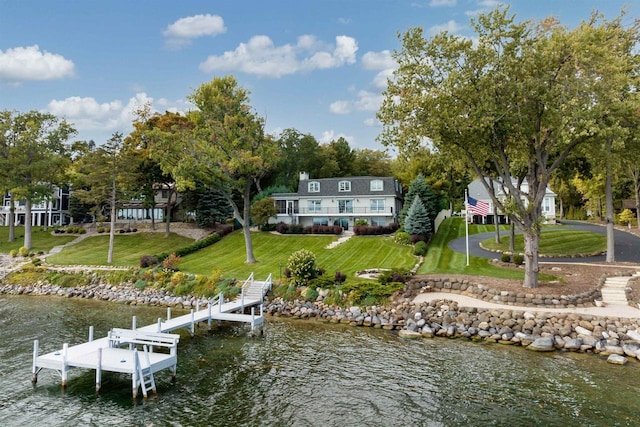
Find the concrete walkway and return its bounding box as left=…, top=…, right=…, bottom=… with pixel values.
left=413, top=291, right=640, bottom=319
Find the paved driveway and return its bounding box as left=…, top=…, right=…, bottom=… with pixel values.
left=448, top=220, right=640, bottom=263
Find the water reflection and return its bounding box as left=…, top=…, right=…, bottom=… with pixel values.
left=1, top=296, right=640, bottom=426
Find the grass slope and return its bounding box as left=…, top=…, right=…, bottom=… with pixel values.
left=179, top=231, right=416, bottom=280
left=0, top=226, right=76, bottom=253
left=46, top=232, right=194, bottom=266
left=419, top=218, right=525, bottom=279
left=481, top=229, right=606, bottom=255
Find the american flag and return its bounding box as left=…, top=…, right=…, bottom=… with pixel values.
left=467, top=196, right=490, bottom=216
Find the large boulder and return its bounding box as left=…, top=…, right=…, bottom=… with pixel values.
left=527, top=336, right=555, bottom=352
left=607, top=354, right=628, bottom=365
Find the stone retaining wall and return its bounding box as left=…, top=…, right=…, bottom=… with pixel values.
left=405, top=276, right=604, bottom=308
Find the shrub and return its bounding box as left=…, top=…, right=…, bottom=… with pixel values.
left=97, top=227, right=105, bottom=233
left=31, top=258, right=42, bottom=267
left=134, top=279, right=147, bottom=290
left=156, top=232, right=221, bottom=262
left=140, top=255, right=159, bottom=268
left=308, top=276, right=337, bottom=289
left=413, top=241, right=427, bottom=256
left=393, top=231, right=411, bottom=245
left=334, top=271, right=347, bottom=284
left=301, top=287, right=319, bottom=301
left=287, top=249, right=319, bottom=286
left=162, top=253, right=182, bottom=271
left=378, top=268, right=411, bottom=285
left=512, top=254, right=524, bottom=266
left=260, top=223, right=276, bottom=232
left=18, top=246, right=29, bottom=257
left=354, top=224, right=400, bottom=236
left=500, top=253, right=511, bottom=263
left=410, top=234, right=427, bottom=243
left=9, top=249, right=17, bottom=258
left=171, top=271, right=187, bottom=287
left=354, top=219, right=368, bottom=226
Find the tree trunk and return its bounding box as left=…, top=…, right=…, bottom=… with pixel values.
left=8, top=197, right=15, bottom=242
left=634, top=169, right=640, bottom=230
left=24, top=199, right=32, bottom=250
left=164, top=191, right=173, bottom=237
left=494, top=213, right=500, bottom=244
left=605, top=157, right=615, bottom=262
left=522, top=231, right=540, bottom=288
left=107, top=180, right=116, bottom=264
left=150, top=207, right=156, bottom=231
left=243, top=181, right=256, bottom=263
left=509, top=222, right=515, bottom=253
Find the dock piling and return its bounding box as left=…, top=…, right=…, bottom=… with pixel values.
left=61, top=343, right=69, bottom=387
left=89, top=326, right=94, bottom=342
left=31, top=340, right=39, bottom=383
left=96, top=348, right=102, bottom=394
left=132, top=316, right=137, bottom=330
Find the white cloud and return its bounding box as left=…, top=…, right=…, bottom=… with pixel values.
left=164, top=14, right=226, bottom=48
left=363, top=117, right=379, bottom=127
left=429, top=0, right=456, bottom=6
left=477, top=0, right=501, bottom=6
left=45, top=93, right=188, bottom=140
left=0, top=45, right=74, bottom=82
left=372, top=69, right=394, bottom=89
left=329, top=100, right=352, bottom=115
left=355, top=90, right=383, bottom=112
left=428, top=20, right=465, bottom=36
left=361, top=50, right=395, bottom=71
left=319, top=130, right=354, bottom=145
left=199, top=34, right=358, bottom=78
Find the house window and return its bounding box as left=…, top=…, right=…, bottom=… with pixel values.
left=313, top=217, right=329, bottom=226
left=370, top=180, right=383, bottom=191
left=308, top=181, right=320, bottom=193
left=275, top=200, right=287, bottom=214
left=370, top=199, right=385, bottom=212
left=543, top=197, right=551, bottom=212
left=161, top=189, right=169, bottom=199
left=371, top=217, right=383, bottom=226
left=338, top=199, right=353, bottom=213
left=308, top=200, right=322, bottom=213
left=338, top=181, right=351, bottom=192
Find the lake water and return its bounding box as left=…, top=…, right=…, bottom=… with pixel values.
left=1, top=295, right=639, bottom=426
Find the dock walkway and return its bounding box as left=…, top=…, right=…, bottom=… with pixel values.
left=32, top=273, right=271, bottom=398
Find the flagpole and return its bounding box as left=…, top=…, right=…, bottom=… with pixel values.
left=465, top=189, right=469, bottom=266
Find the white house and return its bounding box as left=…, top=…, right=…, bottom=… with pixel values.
left=272, top=172, right=404, bottom=231
left=0, top=186, right=71, bottom=227
left=467, top=178, right=556, bottom=224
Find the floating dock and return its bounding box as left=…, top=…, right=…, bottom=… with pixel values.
left=31, top=273, right=271, bottom=398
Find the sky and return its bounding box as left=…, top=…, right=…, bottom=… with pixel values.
left=0, top=0, right=636, bottom=151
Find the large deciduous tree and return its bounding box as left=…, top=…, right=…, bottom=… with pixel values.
left=378, top=8, right=639, bottom=287
left=0, top=110, right=75, bottom=249
left=187, top=76, right=277, bottom=264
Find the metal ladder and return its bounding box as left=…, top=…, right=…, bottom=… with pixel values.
left=136, top=345, right=156, bottom=398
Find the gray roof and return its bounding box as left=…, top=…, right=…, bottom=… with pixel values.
left=297, top=176, right=402, bottom=198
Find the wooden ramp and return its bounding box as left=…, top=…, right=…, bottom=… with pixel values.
left=32, top=274, right=271, bottom=398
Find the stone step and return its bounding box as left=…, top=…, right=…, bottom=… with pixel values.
left=606, top=278, right=631, bottom=284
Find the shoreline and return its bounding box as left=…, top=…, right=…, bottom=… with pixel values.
left=4, top=277, right=640, bottom=366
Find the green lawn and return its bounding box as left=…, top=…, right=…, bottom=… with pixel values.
left=179, top=231, right=417, bottom=280
left=46, top=232, right=195, bottom=266
left=481, top=229, right=606, bottom=255
left=0, top=226, right=76, bottom=254
left=419, top=217, right=526, bottom=279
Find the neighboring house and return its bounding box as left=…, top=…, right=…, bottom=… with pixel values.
left=272, top=172, right=403, bottom=230
left=0, top=186, right=71, bottom=227
left=117, top=184, right=180, bottom=222
left=467, top=178, right=556, bottom=224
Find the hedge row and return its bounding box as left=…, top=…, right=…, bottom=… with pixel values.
left=155, top=232, right=221, bottom=262
left=275, top=223, right=343, bottom=235
left=353, top=224, right=399, bottom=236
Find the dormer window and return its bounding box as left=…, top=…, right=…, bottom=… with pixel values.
left=338, top=180, right=351, bottom=192
left=308, top=181, right=320, bottom=193
left=370, top=179, right=383, bottom=191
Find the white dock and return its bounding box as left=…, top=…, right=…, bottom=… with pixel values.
left=31, top=273, right=271, bottom=398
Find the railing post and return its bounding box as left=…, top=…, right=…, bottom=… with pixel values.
left=31, top=340, right=39, bottom=383
left=190, top=309, right=195, bottom=336
left=167, top=307, right=172, bottom=321
left=157, top=318, right=162, bottom=333
left=96, top=347, right=102, bottom=394
left=88, top=326, right=94, bottom=342
left=207, top=300, right=212, bottom=329
left=61, top=343, right=68, bottom=388
left=132, top=315, right=137, bottom=330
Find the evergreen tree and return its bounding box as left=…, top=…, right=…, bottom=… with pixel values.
left=400, top=174, right=439, bottom=227
left=404, top=195, right=432, bottom=237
